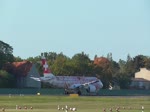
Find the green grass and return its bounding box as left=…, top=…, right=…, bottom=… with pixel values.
left=0, top=95, right=149, bottom=112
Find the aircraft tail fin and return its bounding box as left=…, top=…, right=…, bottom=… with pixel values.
left=41, top=56, right=51, bottom=75
left=31, top=55, right=54, bottom=82
left=41, top=55, right=55, bottom=80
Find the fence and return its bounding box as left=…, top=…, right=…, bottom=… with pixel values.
left=0, top=88, right=149, bottom=96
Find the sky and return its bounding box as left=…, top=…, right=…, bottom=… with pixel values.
left=0, top=0, right=150, bottom=62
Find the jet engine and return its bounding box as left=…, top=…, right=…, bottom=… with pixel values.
left=86, top=85, right=96, bottom=93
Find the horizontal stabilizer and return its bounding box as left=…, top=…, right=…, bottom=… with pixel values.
left=30, top=77, right=41, bottom=81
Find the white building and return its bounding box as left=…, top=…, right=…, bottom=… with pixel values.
left=130, top=68, right=150, bottom=90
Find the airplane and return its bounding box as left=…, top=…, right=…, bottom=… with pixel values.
left=32, top=56, right=103, bottom=95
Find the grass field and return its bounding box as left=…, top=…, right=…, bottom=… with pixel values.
left=0, top=95, right=149, bottom=112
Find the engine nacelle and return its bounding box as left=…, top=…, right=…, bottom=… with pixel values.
left=86, top=85, right=96, bottom=93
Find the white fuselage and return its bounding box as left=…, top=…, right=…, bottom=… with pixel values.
left=41, top=75, right=103, bottom=92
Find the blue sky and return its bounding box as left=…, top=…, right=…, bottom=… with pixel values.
left=0, top=0, right=150, bottom=62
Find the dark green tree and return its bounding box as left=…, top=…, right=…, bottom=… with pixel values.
left=71, top=52, right=91, bottom=76
left=115, top=72, right=131, bottom=89
left=118, top=59, right=126, bottom=73
left=133, top=55, right=146, bottom=71
left=107, top=52, right=113, bottom=61
left=116, top=55, right=134, bottom=88
left=144, top=57, right=150, bottom=69
left=26, top=56, right=41, bottom=63
left=51, top=53, right=69, bottom=75
left=0, top=41, right=14, bottom=69
left=0, top=70, right=16, bottom=88
left=14, top=56, right=23, bottom=62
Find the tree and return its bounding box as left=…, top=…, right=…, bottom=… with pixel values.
left=14, top=56, right=23, bottom=62
left=115, top=72, right=131, bottom=89
left=118, top=59, right=126, bottom=73
left=0, top=41, right=14, bottom=69
left=41, top=52, right=57, bottom=63
left=133, top=55, right=146, bottom=71
left=26, top=56, right=41, bottom=63
left=107, top=52, right=113, bottom=61
left=0, top=70, right=15, bottom=88
left=115, top=55, right=135, bottom=88
left=93, top=57, right=112, bottom=88
left=51, top=53, right=69, bottom=75
left=144, top=57, right=150, bottom=69
left=71, top=52, right=91, bottom=76
left=127, top=54, right=132, bottom=62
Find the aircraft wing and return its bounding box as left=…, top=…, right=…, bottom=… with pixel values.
left=82, top=80, right=99, bottom=86
left=30, top=77, right=41, bottom=81
left=70, top=80, right=99, bottom=89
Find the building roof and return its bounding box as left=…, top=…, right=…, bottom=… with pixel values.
left=4, top=61, right=32, bottom=77
left=94, top=57, right=109, bottom=65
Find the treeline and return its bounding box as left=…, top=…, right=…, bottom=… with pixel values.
left=27, top=52, right=150, bottom=89
left=0, top=40, right=150, bottom=89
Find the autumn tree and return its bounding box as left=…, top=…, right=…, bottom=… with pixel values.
left=94, top=57, right=112, bottom=88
